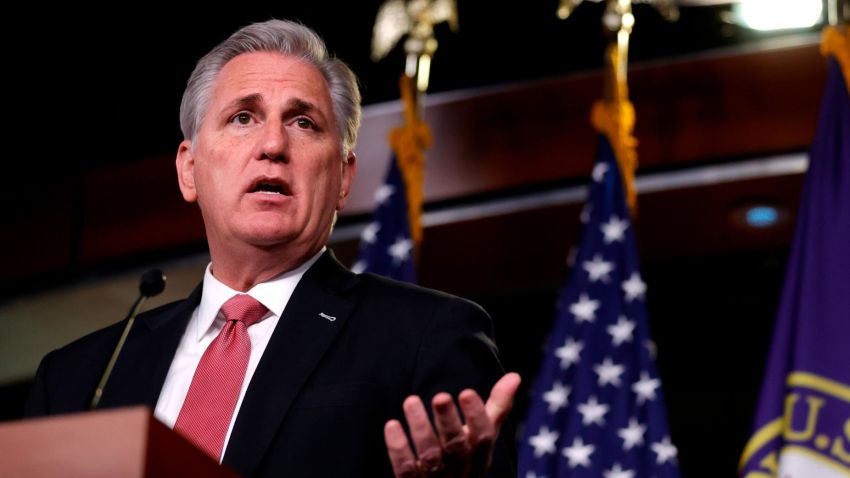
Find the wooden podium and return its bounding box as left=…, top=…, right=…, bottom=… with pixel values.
left=0, top=407, right=240, bottom=477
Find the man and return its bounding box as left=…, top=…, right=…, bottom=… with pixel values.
left=26, top=19, right=519, bottom=477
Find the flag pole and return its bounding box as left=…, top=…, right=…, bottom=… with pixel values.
left=518, top=4, right=682, bottom=474
left=366, top=0, right=457, bottom=273
left=393, top=10, right=444, bottom=259
left=558, top=0, right=678, bottom=215
left=592, top=0, right=639, bottom=215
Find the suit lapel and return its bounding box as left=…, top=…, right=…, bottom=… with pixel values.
left=98, top=284, right=202, bottom=409
left=223, top=251, right=359, bottom=476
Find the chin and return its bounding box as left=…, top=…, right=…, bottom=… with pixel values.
left=248, top=231, right=299, bottom=248
left=236, top=221, right=299, bottom=247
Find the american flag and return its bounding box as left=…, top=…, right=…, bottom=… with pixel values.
left=351, top=154, right=416, bottom=282
left=518, top=136, right=680, bottom=478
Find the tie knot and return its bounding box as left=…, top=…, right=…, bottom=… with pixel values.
left=220, top=294, right=268, bottom=327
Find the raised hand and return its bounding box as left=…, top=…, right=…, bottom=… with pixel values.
left=384, top=372, right=521, bottom=477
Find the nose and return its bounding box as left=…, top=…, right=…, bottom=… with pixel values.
left=258, top=121, right=288, bottom=162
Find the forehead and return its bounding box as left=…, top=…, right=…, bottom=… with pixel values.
left=210, top=51, right=332, bottom=110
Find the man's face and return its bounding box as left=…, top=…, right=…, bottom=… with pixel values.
left=176, top=52, right=355, bottom=259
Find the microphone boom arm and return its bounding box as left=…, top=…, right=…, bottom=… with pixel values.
left=89, top=268, right=165, bottom=410
left=89, top=295, right=147, bottom=410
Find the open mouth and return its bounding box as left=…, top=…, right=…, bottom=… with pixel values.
left=249, top=178, right=290, bottom=196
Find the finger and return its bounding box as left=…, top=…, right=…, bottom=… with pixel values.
left=384, top=419, right=420, bottom=478
left=432, top=392, right=470, bottom=468
left=484, top=372, right=521, bottom=427
left=403, top=395, right=442, bottom=472
left=459, top=390, right=493, bottom=448
left=458, top=390, right=494, bottom=476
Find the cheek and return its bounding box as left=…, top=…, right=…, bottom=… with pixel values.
left=192, top=172, right=230, bottom=218
left=320, top=167, right=343, bottom=203
left=195, top=144, right=237, bottom=195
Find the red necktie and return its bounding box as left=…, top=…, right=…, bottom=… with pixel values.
left=173, top=294, right=268, bottom=460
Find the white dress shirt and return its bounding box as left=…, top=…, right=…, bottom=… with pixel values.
left=154, top=249, right=323, bottom=461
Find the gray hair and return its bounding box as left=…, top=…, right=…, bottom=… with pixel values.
left=179, top=19, right=362, bottom=156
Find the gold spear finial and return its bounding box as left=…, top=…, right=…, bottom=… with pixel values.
left=372, top=0, right=458, bottom=93
left=558, top=0, right=678, bottom=23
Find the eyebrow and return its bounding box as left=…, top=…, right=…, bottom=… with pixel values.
left=222, top=95, right=325, bottom=119
left=287, top=98, right=323, bottom=118
left=219, top=93, right=262, bottom=114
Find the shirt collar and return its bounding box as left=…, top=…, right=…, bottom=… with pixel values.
left=194, top=248, right=325, bottom=342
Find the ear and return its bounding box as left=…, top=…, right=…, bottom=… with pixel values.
left=336, top=150, right=357, bottom=211
left=176, top=140, right=198, bottom=203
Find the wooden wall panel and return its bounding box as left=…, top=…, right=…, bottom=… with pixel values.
left=333, top=173, right=804, bottom=300
left=0, top=38, right=823, bottom=291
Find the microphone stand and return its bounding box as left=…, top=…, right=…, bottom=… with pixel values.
left=90, top=269, right=165, bottom=410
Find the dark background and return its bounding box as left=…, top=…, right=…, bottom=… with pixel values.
left=5, top=1, right=772, bottom=175
left=0, top=1, right=822, bottom=476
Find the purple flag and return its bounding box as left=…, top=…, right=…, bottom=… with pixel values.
left=739, top=57, right=850, bottom=477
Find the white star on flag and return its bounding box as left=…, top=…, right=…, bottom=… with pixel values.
left=583, top=254, right=615, bottom=283
left=651, top=436, right=678, bottom=464
left=562, top=437, right=595, bottom=468
left=387, top=237, right=412, bottom=265
left=528, top=426, right=560, bottom=457
left=592, top=162, right=610, bottom=182
left=617, top=418, right=647, bottom=450
left=577, top=396, right=609, bottom=426
left=600, top=215, right=629, bottom=243
left=569, top=294, right=600, bottom=323
left=360, top=222, right=380, bottom=244
left=622, top=272, right=647, bottom=302
left=374, top=184, right=395, bottom=205
left=603, top=463, right=636, bottom=478
left=632, top=371, right=661, bottom=405
left=542, top=382, right=570, bottom=413
left=594, top=357, right=625, bottom=387
left=555, top=338, right=583, bottom=369
left=607, top=316, right=636, bottom=346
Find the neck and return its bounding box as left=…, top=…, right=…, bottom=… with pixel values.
left=207, top=241, right=322, bottom=292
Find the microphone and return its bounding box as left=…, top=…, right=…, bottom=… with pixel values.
left=90, top=268, right=166, bottom=410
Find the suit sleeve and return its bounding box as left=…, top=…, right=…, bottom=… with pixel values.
left=24, top=351, right=53, bottom=417
left=409, top=297, right=516, bottom=478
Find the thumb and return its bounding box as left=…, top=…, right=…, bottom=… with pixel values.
left=484, top=372, right=521, bottom=427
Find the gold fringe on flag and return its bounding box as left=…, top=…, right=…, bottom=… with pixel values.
left=821, top=26, right=850, bottom=95
left=591, top=43, right=638, bottom=214
left=388, top=74, right=432, bottom=248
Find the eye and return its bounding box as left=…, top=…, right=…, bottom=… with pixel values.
left=230, top=112, right=253, bottom=125
left=294, top=117, right=314, bottom=129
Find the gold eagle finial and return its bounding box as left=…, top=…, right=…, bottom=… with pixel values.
left=372, top=0, right=458, bottom=62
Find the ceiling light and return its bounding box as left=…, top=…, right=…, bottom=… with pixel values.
left=736, top=0, right=823, bottom=30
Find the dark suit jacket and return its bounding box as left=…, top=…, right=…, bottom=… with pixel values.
left=26, top=251, right=514, bottom=477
